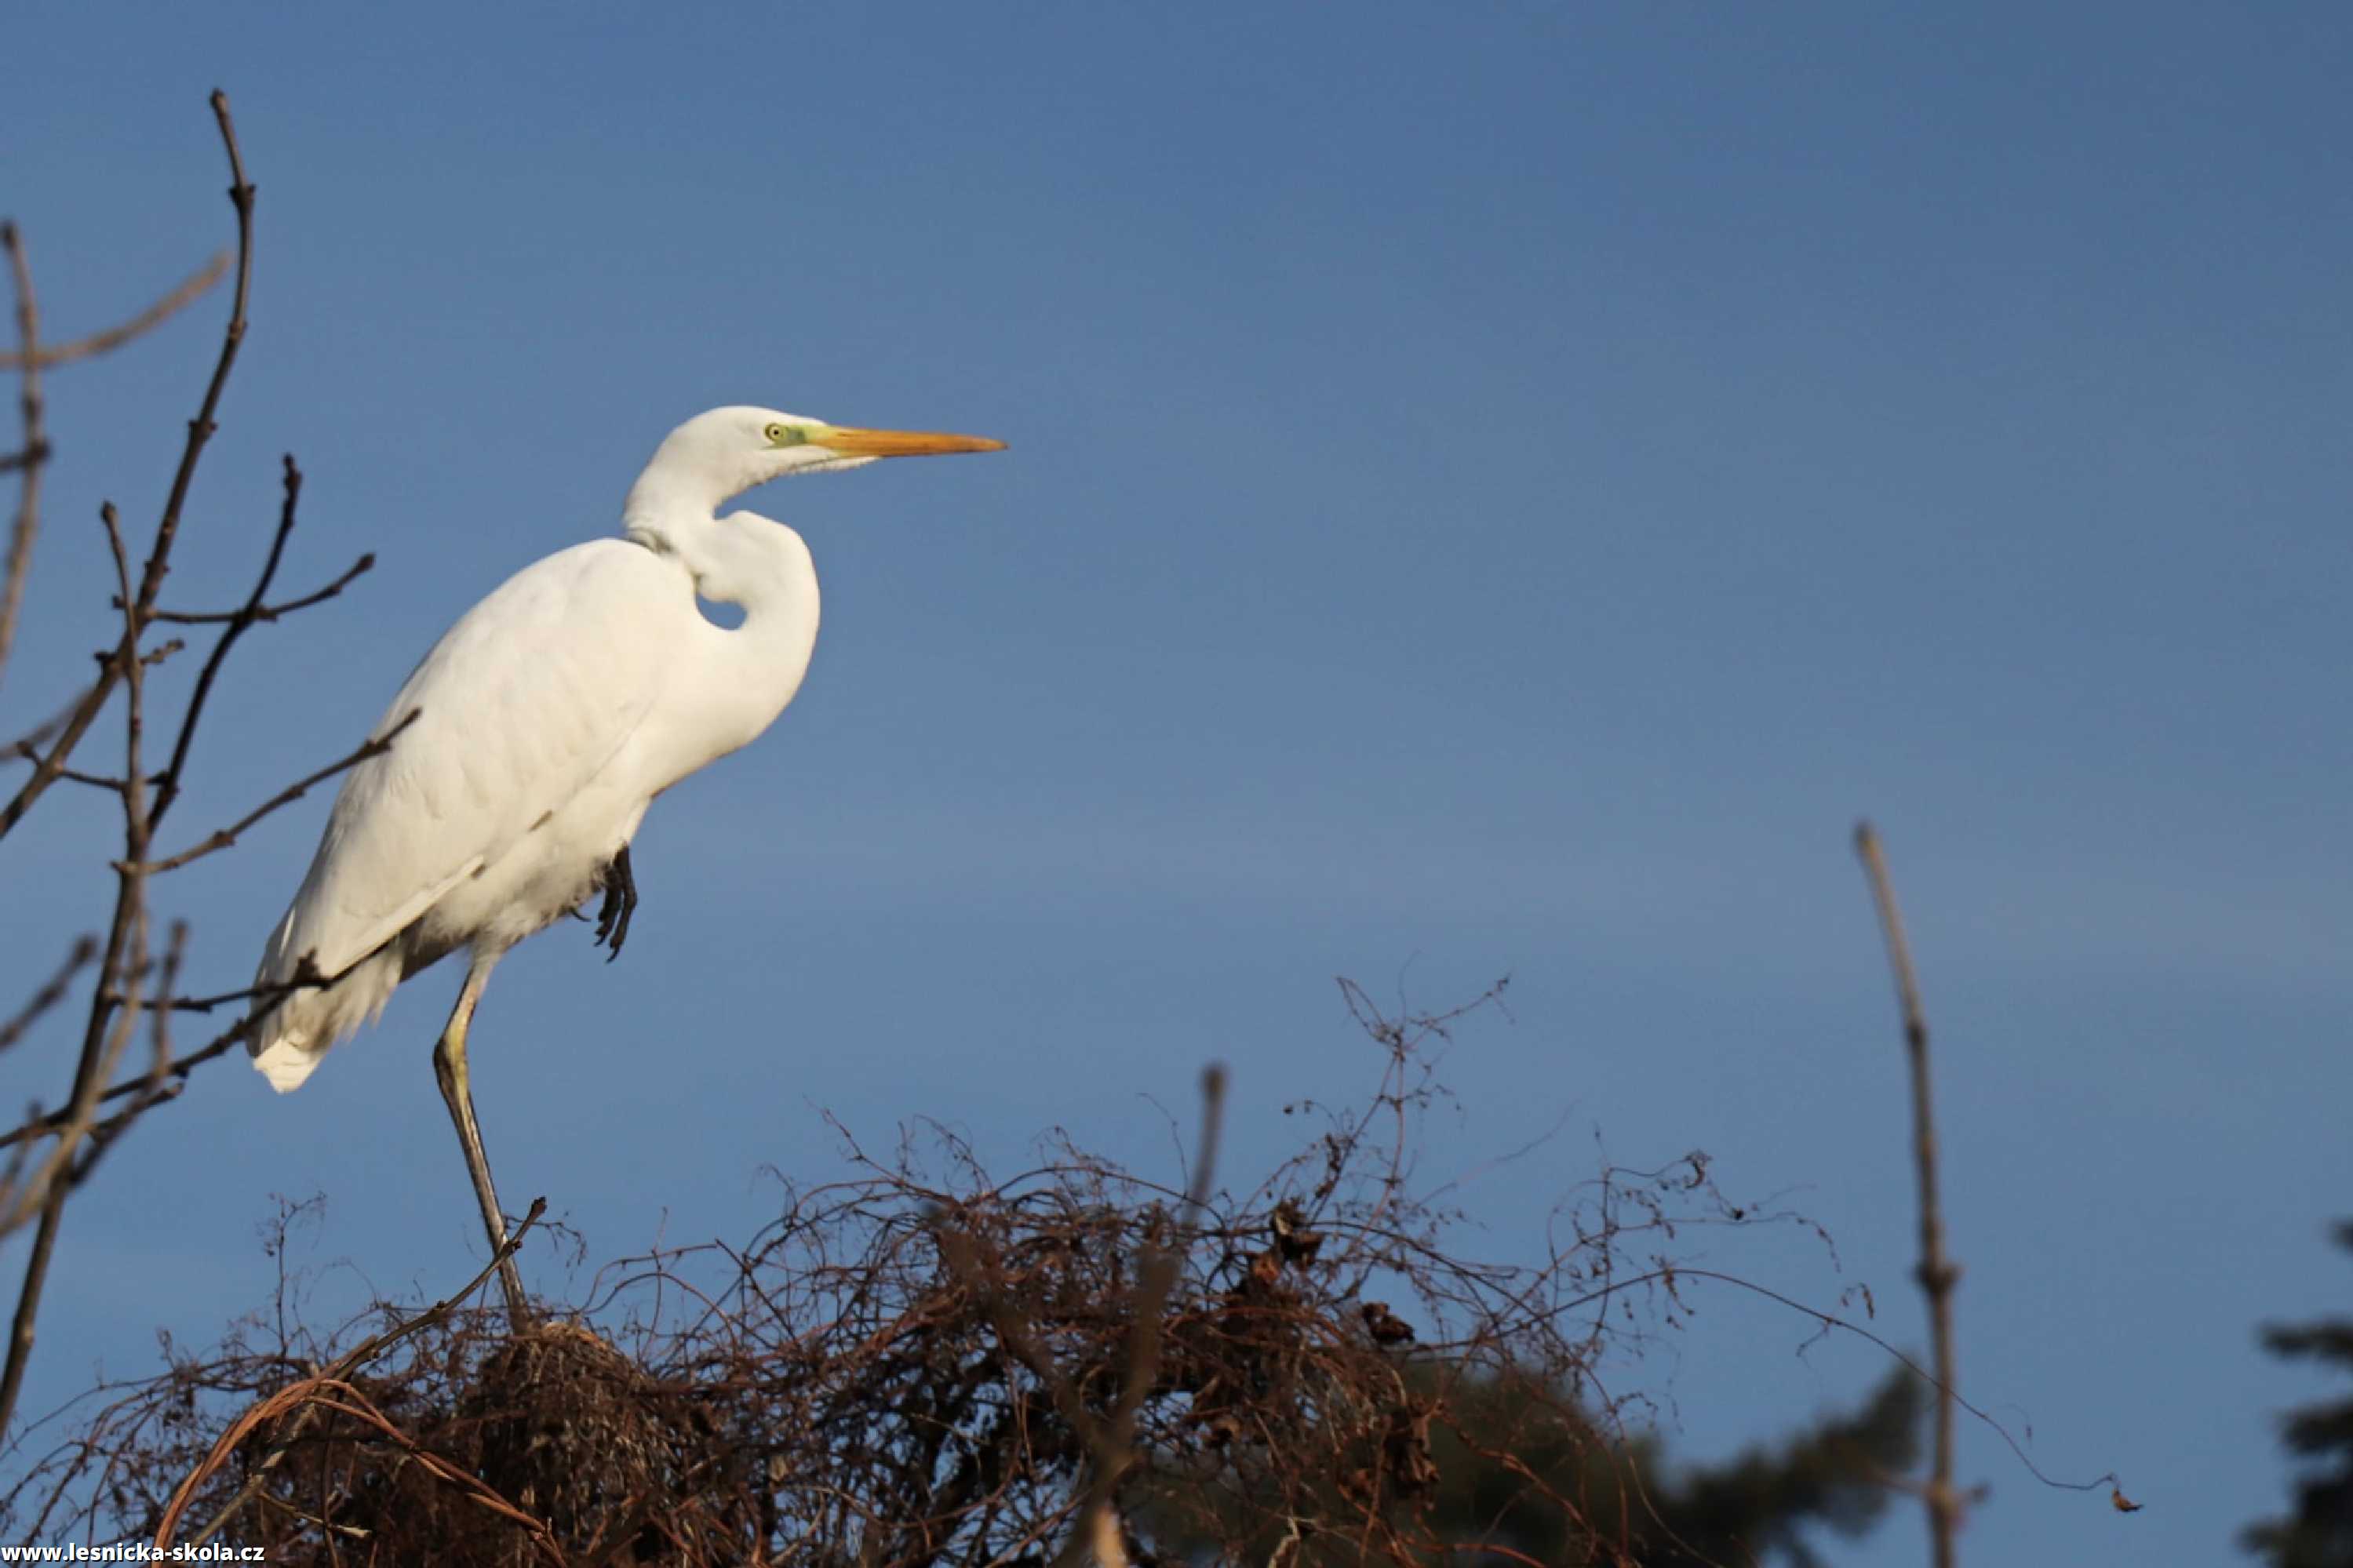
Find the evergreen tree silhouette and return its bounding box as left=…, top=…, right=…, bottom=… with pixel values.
left=2245, top=1219, right=2353, bottom=1568
left=1140, top=1357, right=1924, bottom=1566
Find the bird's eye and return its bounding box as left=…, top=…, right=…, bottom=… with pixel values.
left=764, top=421, right=807, bottom=446
left=764, top=423, right=785, bottom=442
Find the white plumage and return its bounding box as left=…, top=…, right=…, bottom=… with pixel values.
left=250, top=539, right=690, bottom=1087
left=247, top=405, right=1001, bottom=1319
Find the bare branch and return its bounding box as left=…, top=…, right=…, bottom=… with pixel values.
left=147, top=922, right=188, bottom=1090
left=0, top=94, right=253, bottom=846
left=0, top=954, right=358, bottom=1166
left=1854, top=820, right=1965, bottom=1568
left=0, top=686, right=86, bottom=764
left=0, top=937, right=98, bottom=1057
left=0, top=1010, right=255, bottom=1156
left=0, top=668, right=113, bottom=841
left=134, top=90, right=253, bottom=628
left=149, top=453, right=312, bottom=826
left=1052, top=1062, right=1227, bottom=1568
left=4, top=643, right=193, bottom=770
left=0, top=93, right=257, bottom=1442
left=0, top=502, right=152, bottom=1411
left=6, top=502, right=162, bottom=1213
left=149, top=549, right=372, bottom=627
left=123, top=951, right=339, bottom=1016
left=65, top=1075, right=187, bottom=1177
left=51, top=766, right=123, bottom=791
left=0, top=659, right=117, bottom=838
left=0, top=221, right=46, bottom=696
left=0, top=252, right=228, bottom=372
left=128, top=706, right=418, bottom=874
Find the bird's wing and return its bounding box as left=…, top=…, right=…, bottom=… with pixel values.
left=260, top=539, right=683, bottom=985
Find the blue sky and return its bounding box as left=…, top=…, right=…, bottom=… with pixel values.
left=5, top=3, right=2349, bottom=1561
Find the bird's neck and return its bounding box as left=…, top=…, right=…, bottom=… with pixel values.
left=648, top=511, right=823, bottom=769
left=622, top=476, right=720, bottom=541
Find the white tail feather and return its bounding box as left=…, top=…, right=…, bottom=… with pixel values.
left=251, top=1035, right=323, bottom=1093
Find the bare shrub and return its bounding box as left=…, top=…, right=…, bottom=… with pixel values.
left=0, top=981, right=1846, bottom=1566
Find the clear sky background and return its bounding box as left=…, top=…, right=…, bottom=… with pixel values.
left=5, top=5, right=2348, bottom=1563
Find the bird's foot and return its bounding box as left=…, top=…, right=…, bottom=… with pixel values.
left=592, top=843, right=638, bottom=961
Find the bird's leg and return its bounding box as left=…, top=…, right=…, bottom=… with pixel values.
left=431, top=958, right=532, bottom=1328
left=593, top=843, right=638, bottom=961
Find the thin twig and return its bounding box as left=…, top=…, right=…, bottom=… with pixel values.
left=0, top=251, right=228, bottom=371
left=1855, top=820, right=1964, bottom=1568
left=1, top=643, right=178, bottom=766
left=0, top=655, right=119, bottom=838
left=140, top=983, right=299, bottom=1015
left=0, top=953, right=355, bottom=1162
left=121, top=955, right=341, bottom=1016
left=150, top=551, right=373, bottom=627
left=1546, top=1262, right=2124, bottom=1500
left=137, top=91, right=253, bottom=626
left=0, top=686, right=87, bottom=764
left=0, top=93, right=253, bottom=847
left=68, top=1074, right=187, bottom=1174
left=149, top=453, right=315, bottom=824
left=129, top=706, right=417, bottom=874
left=148, top=921, right=188, bottom=1089
left=0, top=222, right=46, bottom=696
left=0, top=937, right=98, bottom=1057
left=0, top=1010, right=255, bottom=1156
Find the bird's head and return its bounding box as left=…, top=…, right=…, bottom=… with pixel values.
left=631, top=406, right=1004, bottom=516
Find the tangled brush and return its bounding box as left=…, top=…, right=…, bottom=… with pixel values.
left=5, top=982, right=1818, bottom=1566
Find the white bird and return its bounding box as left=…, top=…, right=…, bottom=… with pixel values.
left=248, top=406, right=1003, bottom=1320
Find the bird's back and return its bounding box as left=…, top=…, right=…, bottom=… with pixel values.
left=250, top=539, right=689, bottom=1089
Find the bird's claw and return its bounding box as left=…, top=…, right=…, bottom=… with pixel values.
left=592, top=843, right=637, bottom=961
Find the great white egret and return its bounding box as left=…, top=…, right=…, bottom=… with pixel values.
left=248, top=406, right=1003, bottom=1321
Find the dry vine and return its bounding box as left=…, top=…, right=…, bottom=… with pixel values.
left=0, top=985, right=1837, bottom=1566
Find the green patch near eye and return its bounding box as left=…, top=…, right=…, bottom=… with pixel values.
left=767, top=424, right=810, bottom=447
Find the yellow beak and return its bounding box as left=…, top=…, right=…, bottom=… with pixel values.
left=814, top=425, right=1007, bottom=457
